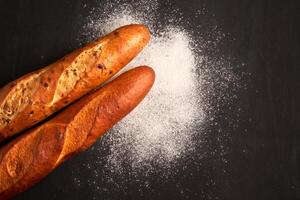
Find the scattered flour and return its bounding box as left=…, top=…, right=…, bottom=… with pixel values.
left=72, top=0, right=243, bottom=198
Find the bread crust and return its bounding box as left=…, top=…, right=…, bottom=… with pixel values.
left=0, top=66, right=155, bottom=199
left=0, top=24, right=150, bottom=141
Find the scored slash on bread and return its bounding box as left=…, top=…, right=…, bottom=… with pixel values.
left=0, top=66, right=155, bottom=199
left=0, top=24, right=150, bottom=142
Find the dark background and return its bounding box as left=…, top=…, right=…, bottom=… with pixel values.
left=0, top=0, right=299, bottom=199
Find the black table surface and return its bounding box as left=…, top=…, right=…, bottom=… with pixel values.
left=0, top=0, right=299, bottom=200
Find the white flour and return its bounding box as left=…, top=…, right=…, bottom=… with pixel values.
left=73, top=0, right=243, bottom=197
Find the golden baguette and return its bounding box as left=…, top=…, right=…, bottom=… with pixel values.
left=0, top=66, right=155, bottom=199
left=0, top=24, right=150, bottom=141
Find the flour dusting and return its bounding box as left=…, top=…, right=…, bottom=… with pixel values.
left=72, top=0, right=243, bottom=198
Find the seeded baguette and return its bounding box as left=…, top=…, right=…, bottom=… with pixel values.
left=0, top=66, right=155, bottom=199
left=0, top=24, right=150, bottom=142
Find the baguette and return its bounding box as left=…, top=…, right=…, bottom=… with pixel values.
left=0, top=24, right=150, bottom=142
left=0, top=66, right=155, bottom=199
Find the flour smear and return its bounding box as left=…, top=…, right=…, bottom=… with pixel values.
left=73, top=0, right=243, bottom=196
